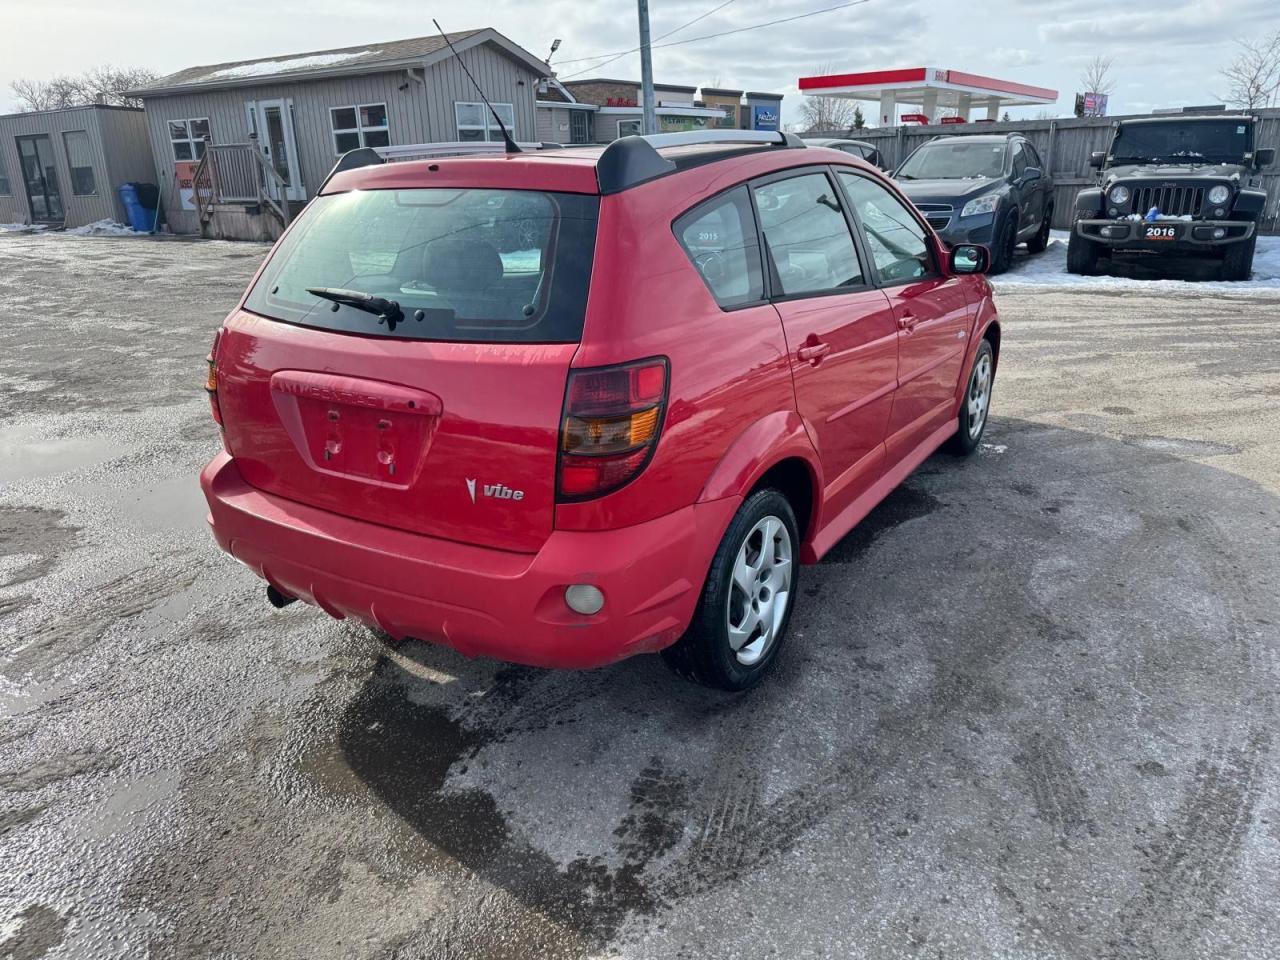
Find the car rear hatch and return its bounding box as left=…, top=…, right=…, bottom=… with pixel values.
left=214, top=184, right=599, bottom=553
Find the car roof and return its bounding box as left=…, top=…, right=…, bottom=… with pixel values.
left=801, top=137, right=875, bottom=149
left=921, top=134, right=1017, bottom=145
left=324, top=133, right=838, bottom=197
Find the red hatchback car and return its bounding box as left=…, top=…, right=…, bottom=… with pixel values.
left=200, top=131, right=1000, bottom=690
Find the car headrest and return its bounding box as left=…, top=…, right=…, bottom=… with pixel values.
left=422, top=237, right=503, bottom=292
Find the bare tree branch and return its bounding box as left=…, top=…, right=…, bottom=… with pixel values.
left=799, top=62, right=860, bottom=134
left=9, top=64, right=157, bottom=112
left=1217, top=31, right=1280, bottom=110
left=1079, top=55, right=1116, bottom=96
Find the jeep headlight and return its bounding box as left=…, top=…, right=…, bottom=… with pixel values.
left=960, top=194, right=1000, bottom=218
left=1207, top=184, right=1231, bottom=205
left=1108, top=185, right=1130, bottom=206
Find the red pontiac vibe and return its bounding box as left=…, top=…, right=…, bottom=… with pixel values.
left=200, top=131, right=1000, bottom=690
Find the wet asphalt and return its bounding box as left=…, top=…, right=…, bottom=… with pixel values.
left=1, top=233, right=1278, bottom=960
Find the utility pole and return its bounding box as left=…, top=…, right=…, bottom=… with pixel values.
left=637, top=0, right=657, bottom=135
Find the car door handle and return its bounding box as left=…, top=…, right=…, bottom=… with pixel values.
left=897, top=312, right=919, bottom=331
left=796, top=341, right=831, bottom=364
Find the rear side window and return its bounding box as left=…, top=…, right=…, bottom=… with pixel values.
left=752, top=172, right=863, bottom=297
left=244, top=188, right=599, bottom=343
left=674, top=186, right=764, bottom=309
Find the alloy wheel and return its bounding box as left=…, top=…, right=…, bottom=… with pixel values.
left=727, top=515, right=793, bottom=666
left=967, top=352, right=993, bottom=439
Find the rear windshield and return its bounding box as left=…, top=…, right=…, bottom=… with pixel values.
left=244, top=188, right=599, bottom=343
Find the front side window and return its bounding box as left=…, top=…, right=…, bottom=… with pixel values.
left=169, top=118, right=210, bottom=161
left=330, top=103, right=390, bottom=154
left=244, top=188, right=599, bottom=344
left=752, top=172, right=863, bottom=297
left=838, top=172, right=934, bottom=284
left=62, top=130, right=96, bottom=195
left=674, top=186, right=764, bottom=309
left=1011, top=142, right=1027, bottom=178
left=455, top=101, right=515, bottom=142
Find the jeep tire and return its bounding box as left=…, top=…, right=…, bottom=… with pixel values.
left=1066, top=217, right=1100, bottom=275
left=1221, top=234, right=1256, bottom=282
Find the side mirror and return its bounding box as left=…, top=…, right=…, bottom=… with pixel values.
left=1089, top=151, right=1106, bottom=169
left=950, top=243, right=990, bottom=275
left=1022, top=165, right=1042, bottom=182
left=1256, top=147, right=1275, bottom=168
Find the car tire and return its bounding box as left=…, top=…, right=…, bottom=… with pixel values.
left=1221, top=234, right=1256, bottom=282
left=662, top=489, right=799, bottom=691
left=946, top=338, right=995, bottom=456
left=1026, top=208, right=1053, bottom=254
left=1066, top=219, right=1100, bottom=275
left=989, top=211, right=1018, bottom=274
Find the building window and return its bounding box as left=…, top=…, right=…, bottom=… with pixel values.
left=0, top=151, right=10, bottom=195
left=330, top=103, right=390, bottom=154
left=455, top=101, right=515, bottom=142
left=62, top=130, right=96, bottom=195
left=169, top=118, right=210, bottom=161
left=616, top=119, right=643, bottom=138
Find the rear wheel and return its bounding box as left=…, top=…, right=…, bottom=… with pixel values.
left=1220, top=235, right=1256, bottom=282
left=662, top=489, right=799, bottom=691
left=1026, top=207, right=1053, bottom=253
left=946, top=339, right=995, bottom=456
left=989, top=211, right=1018, bottom=274
left=1066, top=218, right=1100, bottom=275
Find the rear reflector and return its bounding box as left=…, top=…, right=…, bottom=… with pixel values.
left=205, top=329, right=223, bottom=426
left=557, top=357, right=668, bottom=502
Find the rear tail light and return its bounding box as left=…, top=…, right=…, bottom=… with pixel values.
left=557, top=357, right=668, bottom=501
left=205, top=329, right=223, bottom=426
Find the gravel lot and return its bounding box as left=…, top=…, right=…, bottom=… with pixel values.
left=1, top=232, right=1278, bottom=960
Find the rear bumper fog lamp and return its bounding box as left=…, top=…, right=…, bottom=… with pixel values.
left=565, top=584, right=605, bottom=615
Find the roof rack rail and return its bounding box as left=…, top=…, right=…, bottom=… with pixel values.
left=317, top=141, right=566, bottom=193
left=596, top=130, right=805, bottom=194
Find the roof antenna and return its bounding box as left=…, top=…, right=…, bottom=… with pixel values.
left=433, top=20, right=521, bottom=154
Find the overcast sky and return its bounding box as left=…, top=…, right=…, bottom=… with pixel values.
left=1, top=0, right=1274, bottom=121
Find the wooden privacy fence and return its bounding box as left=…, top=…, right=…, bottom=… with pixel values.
left=812, top=107, right=1280, bottom=235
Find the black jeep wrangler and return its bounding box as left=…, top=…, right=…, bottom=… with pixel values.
left=1068, top=115, right=1274, bottom=280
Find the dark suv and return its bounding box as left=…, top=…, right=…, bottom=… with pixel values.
left=1068, top=115, right=1275, bottom=280
left=893, top=133, right=1054, bottom=273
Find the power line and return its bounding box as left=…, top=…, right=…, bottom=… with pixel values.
left=557, top=0, right=738, bottom=79
left=555, top=0, right=871, bottom=79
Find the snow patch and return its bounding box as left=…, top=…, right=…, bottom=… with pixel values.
left=992, top=231, right=1280, bottom=294
left=0, top=222, right=47, bottom=234
left=64, top=220, right=143, bottom=237
left=205, top=51, right=373, bottom=81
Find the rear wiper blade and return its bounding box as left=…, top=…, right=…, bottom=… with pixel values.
left=307, top=286, right=405, bottom=330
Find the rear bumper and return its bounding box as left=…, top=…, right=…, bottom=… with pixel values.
left=1075, top=218, right=1255, bottom=249
left=200, top=453, right=738, bottom=668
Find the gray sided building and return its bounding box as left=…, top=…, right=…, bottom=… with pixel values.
left=131, top=29, right=551, bottom=238
left=0, top=105, right=156, bottom=228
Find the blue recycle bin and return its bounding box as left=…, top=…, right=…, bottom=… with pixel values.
left=117, top=183, right=154, bottom=232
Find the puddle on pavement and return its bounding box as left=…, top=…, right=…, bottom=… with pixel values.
left=0, top=424, right=129, bottom=483
left=63, top=473, right=207, bottom=538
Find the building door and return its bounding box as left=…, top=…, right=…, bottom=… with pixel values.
left=16, top=135, right=64, bottom=223
left=569, top=110, right=589, bottom=144
left=246, top=99, right=304, bottom=202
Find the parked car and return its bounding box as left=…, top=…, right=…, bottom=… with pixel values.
left=893, top=133, right=1055, bottom=273
left=199, top=131, right=1001, bottom=691
left=1068, top=114, right=1274, bottom=280
left=802, top=137, right=886, bottom=169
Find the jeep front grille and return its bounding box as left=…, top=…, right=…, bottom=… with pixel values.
left=1129, top=185, right=1203, bottom=218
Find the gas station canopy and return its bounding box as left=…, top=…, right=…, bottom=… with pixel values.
left=798, top=67, right=1058, bottom=125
